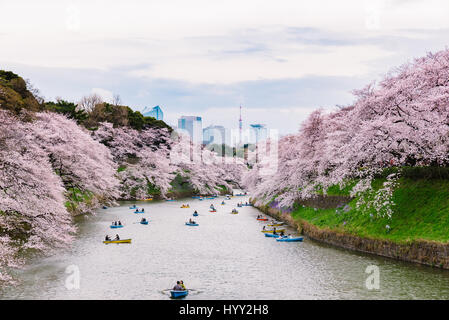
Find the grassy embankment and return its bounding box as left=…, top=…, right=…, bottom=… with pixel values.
left=290, top=167, right=449, bottom=244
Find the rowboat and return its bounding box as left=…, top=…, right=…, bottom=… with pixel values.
left=170, top=290, right=188, bottom=299
left=102, top=206, right=108, bottom=209
left=134, top=210, right=145, bottom=213
left=257, top=218, right=268, bottom=221
left=209, top=210, right=217, bottom=213
left=205, top=197, right=215, bottom=200
left=193, top=213, right=198, bottom=216
left=276, top=236, right=304, bottom=242
left=103, top=239, right=131, bottom=244
left=264, top=233, right=281, bottom=238
left=140, top=221, right=149, bottom=225
left=261, top=229, right=285, bottom=234
left=129, top=205, right=137, bottom=209
left=231, top=211, right=239, bottom=214
left=110, top=225, right=123, bottom=229
left=267, top=223, right=284, bottom=227
left=185, top=222, right=199, bottom=226
left=180, top=205, right=190, bottom=208
left=166, top=199, right=175, bottom=201
left=142, top=198, right=153, bottom=201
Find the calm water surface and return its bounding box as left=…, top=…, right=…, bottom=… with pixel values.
left=2, top=194, right=449, bottom=299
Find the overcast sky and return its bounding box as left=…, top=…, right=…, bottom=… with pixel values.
left=1, top=0, right=449, bottom=134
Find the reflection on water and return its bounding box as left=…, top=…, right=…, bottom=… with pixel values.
left=2, top=194, right=449, bottom=300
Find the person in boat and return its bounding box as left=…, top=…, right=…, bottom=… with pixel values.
left=118, top=221, right=122, bottom=226
left=280, top=230, right=284, bottom=237
left=114, top=234, right=120, bottom=240
left=263, top=226, right=266, bottom=231
left=180, top=280, right=186, bottom=290
left=173, top=281, right=183, bottom=291
left=221, top=201, right=225, bottom=205
left=105, top=235, right=111, bottom=241
left=273, top=227, right=277, bottom=234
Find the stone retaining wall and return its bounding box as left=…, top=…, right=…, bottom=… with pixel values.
left=253, top=201, right=449, bottom=269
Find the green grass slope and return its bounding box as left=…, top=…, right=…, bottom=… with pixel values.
left=291, top=177, right=449, bottom=243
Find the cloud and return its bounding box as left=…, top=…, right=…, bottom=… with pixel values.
left=1, top=1, right=449, bottom=134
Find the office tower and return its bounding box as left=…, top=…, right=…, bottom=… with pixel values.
left=142, top=105, right=164, bottom=120
left=249, top=124, right=268, bottom=143
left=178, top=116, right=202, bottom=143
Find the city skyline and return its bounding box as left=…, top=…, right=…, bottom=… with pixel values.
left=174, top=109, right=270, bottom=145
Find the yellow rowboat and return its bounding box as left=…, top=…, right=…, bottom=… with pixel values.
left=103, top=239, right=132, bottom=244
left=230, top=211, right=239, bottom=214
left=181, top=205, right=190, bottom=208
left=261, top=229, right=285, bottom=234
left=267, top=223, right=284, bottom=227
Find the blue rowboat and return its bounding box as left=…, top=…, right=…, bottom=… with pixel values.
left=102, top=206, right=108, bottom=209
left=185, top=222, right=199, bottom=226
left=129, top=205, right=136, bottom=209
left=276, top=236, right=304, bottom=242
left=170, top=290, right=188, bottom=299
left=166, top=199, right=175, bottom=202
left=110, top=225, right=123, bottom=229
left=140, top=221, right=149, bottom=225
left=264, top=233, right=280, bottom=238
left=193, top=213, right=198, bottom=216
left=134, top=210, right=145, bottom=213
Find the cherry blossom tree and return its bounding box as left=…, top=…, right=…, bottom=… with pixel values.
left=0, top=111, right=75, bottom=283
left=246, top=48, right=449, bottom=216
left=31, top=112, right=120, bottom=210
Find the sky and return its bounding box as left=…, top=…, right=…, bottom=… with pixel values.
left=1, top=0, right=449, bottom=135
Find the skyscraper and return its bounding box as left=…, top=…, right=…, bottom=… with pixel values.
left=250, top=124, right=268, bottom=143
left=178, top=116, right=202, bottom=143
left=142, top=105, right=164, bottom=120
